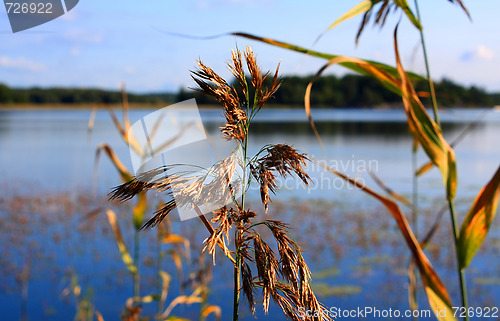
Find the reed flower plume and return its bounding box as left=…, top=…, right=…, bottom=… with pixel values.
left=109, top=46, right=329, bottom=320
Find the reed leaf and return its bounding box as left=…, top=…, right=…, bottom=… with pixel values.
left=369, top=170, right=412, bottom=207
left=457, top=166, right=500, bottom=269
left=394, top=27, right=457, bottom=200
left=132, top=192, right=147, bottom=230
left=161, top=288, right=204, bottom=319
left=159, top=270, right=171, bottom=308
left=163, top=234, right=191, bottom=258
left=448, top=0, right=471, bottom=19
left=106, top=209, right=137, bottom=274
left=95, top=144, right=133, bottom=182
left=201, top=305, right=221, bottom=321
left=231, top=32, right=424, bottom=85
left=95, top=311, right=104, bottom=321
left=318, top=161, right=456, bottom=321
left=325, top=1, right=372, bottom=31
left=416, top=109, right=490, bottom=177
left=392, top=0, right=422, bottom=29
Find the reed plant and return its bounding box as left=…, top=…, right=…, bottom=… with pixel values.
left=91, top=90, right=219, bottom=320
left=220, top=2, right=500, bottom=321
left=110, top=46, right=332, bottom=321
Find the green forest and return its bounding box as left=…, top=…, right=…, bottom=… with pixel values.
left=1, top=74, right=499, bottom=107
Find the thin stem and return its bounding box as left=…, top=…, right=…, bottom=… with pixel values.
left=411, top=144, right=419, bottom=320
left=448, top=199, right=469, bottom=321
left=233, top=140, right=248, bottom=321
left=233, top=237, right=242, bottom=321
left=156, top=228, right=163, bottom=314
left=133, top=230, right=141, bottom=306
left=413, top=0, right=440, bottom=126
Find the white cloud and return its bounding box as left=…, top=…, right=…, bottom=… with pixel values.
left=63, top=29, right=104, bottom=43
left=0, top=56, right=46, bottom=71
left=124, top=66, right=136, bottom=74
left=70, top=47, right=81, bottom=56
left=460, top=45, right=494, bottom=62
left=476, top=45, right=494, bottom=60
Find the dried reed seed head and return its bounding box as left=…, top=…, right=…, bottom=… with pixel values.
left=229, top=48, right=247, bottom=96
left=253, top=235, right=280, bottom=313
left=211, top=206, right=234, bottom=239
left=241, top=262, right=256, bottom=315
left=191, top=60, right=241, bottom=111
left=141, top=199, right=176, bottom=229
left=258, top=63, right=281, bottom=109
left=263, top=144, right=311, bottom=185
left=238, top=209, right=257, bottom=224
left=244, top=47, right=264, bottom=91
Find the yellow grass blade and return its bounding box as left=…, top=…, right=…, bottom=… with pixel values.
left=107, top=106, right=143, bottom=157
left=457, top=166, right=500, bottom=269
left=168, top=249, right=184, bottom=291
left=327, top=1, right=372, bottom=31
left=164, top=234, right=191, bottom=259
left=95, top=311, right=105, bottom=321
left=160, top=289, right=203, bottom=318
left=408, top=260, right=418, bottom=311
left=133, top=192, right=147, bottom=230
left=394, top=27, right=457, bottom=200
left=317, top=160, right=456, bottom=321
left=106, top=209, right=137, bottom=274
left=201, top=305, right=221, bottom=321
left=94, top=144, right=133, bottom=182
left=159, top=270, right=171, bottom=306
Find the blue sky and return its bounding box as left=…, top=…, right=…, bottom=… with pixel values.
left=1, top=0, right=499, bottom=93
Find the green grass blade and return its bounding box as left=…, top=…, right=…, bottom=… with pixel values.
left=106, top=209, right=137, bottom=275
left=231, top=32, right=424, bottom=85
left=393, top=0, right=422, bottom=30
left=458, top=166, right=500, bottom=269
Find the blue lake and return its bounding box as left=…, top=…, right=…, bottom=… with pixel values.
left=0, top=107, right=499, bottom=320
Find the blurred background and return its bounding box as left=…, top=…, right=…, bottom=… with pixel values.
left=1, top=1, right=499, bottom=320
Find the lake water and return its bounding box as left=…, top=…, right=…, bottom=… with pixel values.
left=0, top=107, right=499, bottom=320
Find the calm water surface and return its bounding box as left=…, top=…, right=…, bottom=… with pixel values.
left=0, top=108, right=499, bottom=320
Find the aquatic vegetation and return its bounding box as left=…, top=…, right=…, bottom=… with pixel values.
left=110, top=47, right=332, bottom=321
left=219, top=1, right=500, bottom=320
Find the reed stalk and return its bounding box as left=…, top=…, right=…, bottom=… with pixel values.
left=448, top=199, right=470, bottom=321
left=133, top=230, right=141, bottom=306
left=413, top=1, right=469, bottom=316
left=156, top=228, right=163, bottom=314
left=413, top=0, right=440, bottom=126
left=411, top=144, right=419, bottom=320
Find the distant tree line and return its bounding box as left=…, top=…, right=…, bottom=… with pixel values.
left=1, top=74, right=499, bottom=107
left=0, top=84, right=176, bottom=105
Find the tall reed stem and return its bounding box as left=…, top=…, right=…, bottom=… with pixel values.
left=413, top=0, right=440, bottom=126
left=411, top=144, right=419, bottom=320
left=233, top=125, right=249, bottom=321
left=233, top=237, right=242, bottom=321
left=156, top=228, right=163, bottom=314
left=133, top=230, right=141, bottom=305
left=448, top=200, right=469, bottom=321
